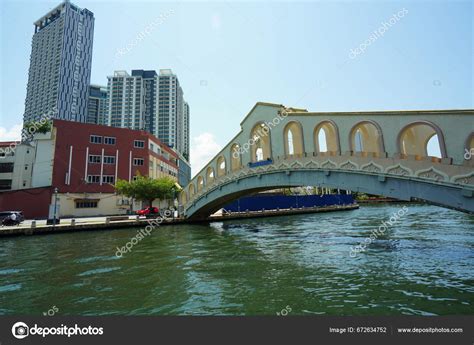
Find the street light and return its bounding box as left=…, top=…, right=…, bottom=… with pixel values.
left=53, top=187, right=58, bottom=227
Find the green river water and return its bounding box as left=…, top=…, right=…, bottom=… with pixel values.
left=0, top=204, right=473, bottom=316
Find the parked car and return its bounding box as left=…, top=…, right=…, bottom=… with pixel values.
left=136, top=206, right=159, bottom=217
left=0, top=211, right=24, bottom=226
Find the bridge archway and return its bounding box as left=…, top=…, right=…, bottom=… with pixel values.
left=230, top=144, right=242, bottom=171
left=284, top=121, right=304, bottom=156
left=180, top=190, right=187, bottom=204
left=206, top=166, right=215, bottom=184
left=188, top=183, right=195, bottom=198
left=349, top=121, right=385, bottom=156
left=184, top=168, right=473, bottom=219
left=468, top=133, right=474, bottom=149
left=314, top=120, right=340, bottom=154
left=197, top=176, right=204, bottom=192
left=250, top=122, right=272, bottom=162
left=398, top=121, right=446, bottom=158
left=217, top=156, right=226, bottom=176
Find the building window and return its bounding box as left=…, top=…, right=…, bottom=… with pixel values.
left=90, top=135, right=102, bottom=144
left=133, top=158, right=144, bottom=166
left=103, top=156, right=116, bottom=164
left=0, top=163, right=14, bottom=173
left=0, top=179, right=12, bottom=190
left=87, top=175, right=101, bottom=183
left=88, top=155, right=101, bottom=164
left=117, top=198, right=130, bottom=206
left=104, top=137, right=116, bottom=145
left=102, top=175, right=115, bottom=184
left=134, top=140, right=145, bottom=148
left=75, top=200, right=99, bottom=208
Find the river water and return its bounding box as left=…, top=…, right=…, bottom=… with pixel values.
left=0, top=204, right=473, bottom=316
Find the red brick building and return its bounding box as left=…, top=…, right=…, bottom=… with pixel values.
left=0, top=120, right=180, bottom=218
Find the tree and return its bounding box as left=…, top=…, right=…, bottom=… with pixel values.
left=115, top=176, right=180, bottom=207
left=23, top=120, right=52, bottom=134
left=22, top=120, right=52, bottom=142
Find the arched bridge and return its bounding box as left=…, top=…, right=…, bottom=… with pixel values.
left=182, top=103, right=474, bottom=219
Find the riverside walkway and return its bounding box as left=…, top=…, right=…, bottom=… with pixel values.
left=0, top=203, right=358, bottom=237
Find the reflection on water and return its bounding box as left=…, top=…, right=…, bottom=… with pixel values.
left=0, top=204, right=473, bottom=315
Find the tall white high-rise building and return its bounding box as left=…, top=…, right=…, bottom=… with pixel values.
left=106, top=71, right=147, bottom=130
left=157, top=69, right=181, bottom=151
left=106, top=69, right=190, bottom=160
left=23, top=1, right=94, bottom=124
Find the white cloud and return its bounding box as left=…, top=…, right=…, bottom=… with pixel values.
left=211, top=13, right=221, bottom=30
left=190, top=132, right=222, bottom=177
left=0, top=124, right=22, bottom=142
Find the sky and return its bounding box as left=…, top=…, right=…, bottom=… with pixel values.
left=0, top=0, right=472, bottom=174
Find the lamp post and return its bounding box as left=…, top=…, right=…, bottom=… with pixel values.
left=53, top=187, right=58, bottom=227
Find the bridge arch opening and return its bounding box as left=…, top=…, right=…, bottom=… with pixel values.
left=350, top=121, right=384, bottom=156
left=184, top=168, right=473, bottom=219
left=250, top=123, right=272, bottom=162
left=398, top=121, right=446, bottom=158
left=188, top=184, right=195, bottom=198
left=230, top=144, right=242, bottom=171
left=284, top=121, right=304, bottom=156
left=180, top=190, right=187, bottom=205
left=314, top=121, right=339, bottom=154
left=206, top=166, right=215, bottom=184
left=197, top=176, right=205, bottom=192
left=468, top=133, right=474, bottom=149
left=217, top=156, right=226, bottom=176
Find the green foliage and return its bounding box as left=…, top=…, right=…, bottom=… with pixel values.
left=354, top=192, right=369, bottom=200
left=23, top=120, right=51, bottom=135
left=115, top=176, right=180, bottom=204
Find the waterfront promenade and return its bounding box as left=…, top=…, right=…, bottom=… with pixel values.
left=0, top=203, right=358, bottom=237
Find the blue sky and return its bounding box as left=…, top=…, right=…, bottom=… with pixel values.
left=0, top=0, right=472, bottom=172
